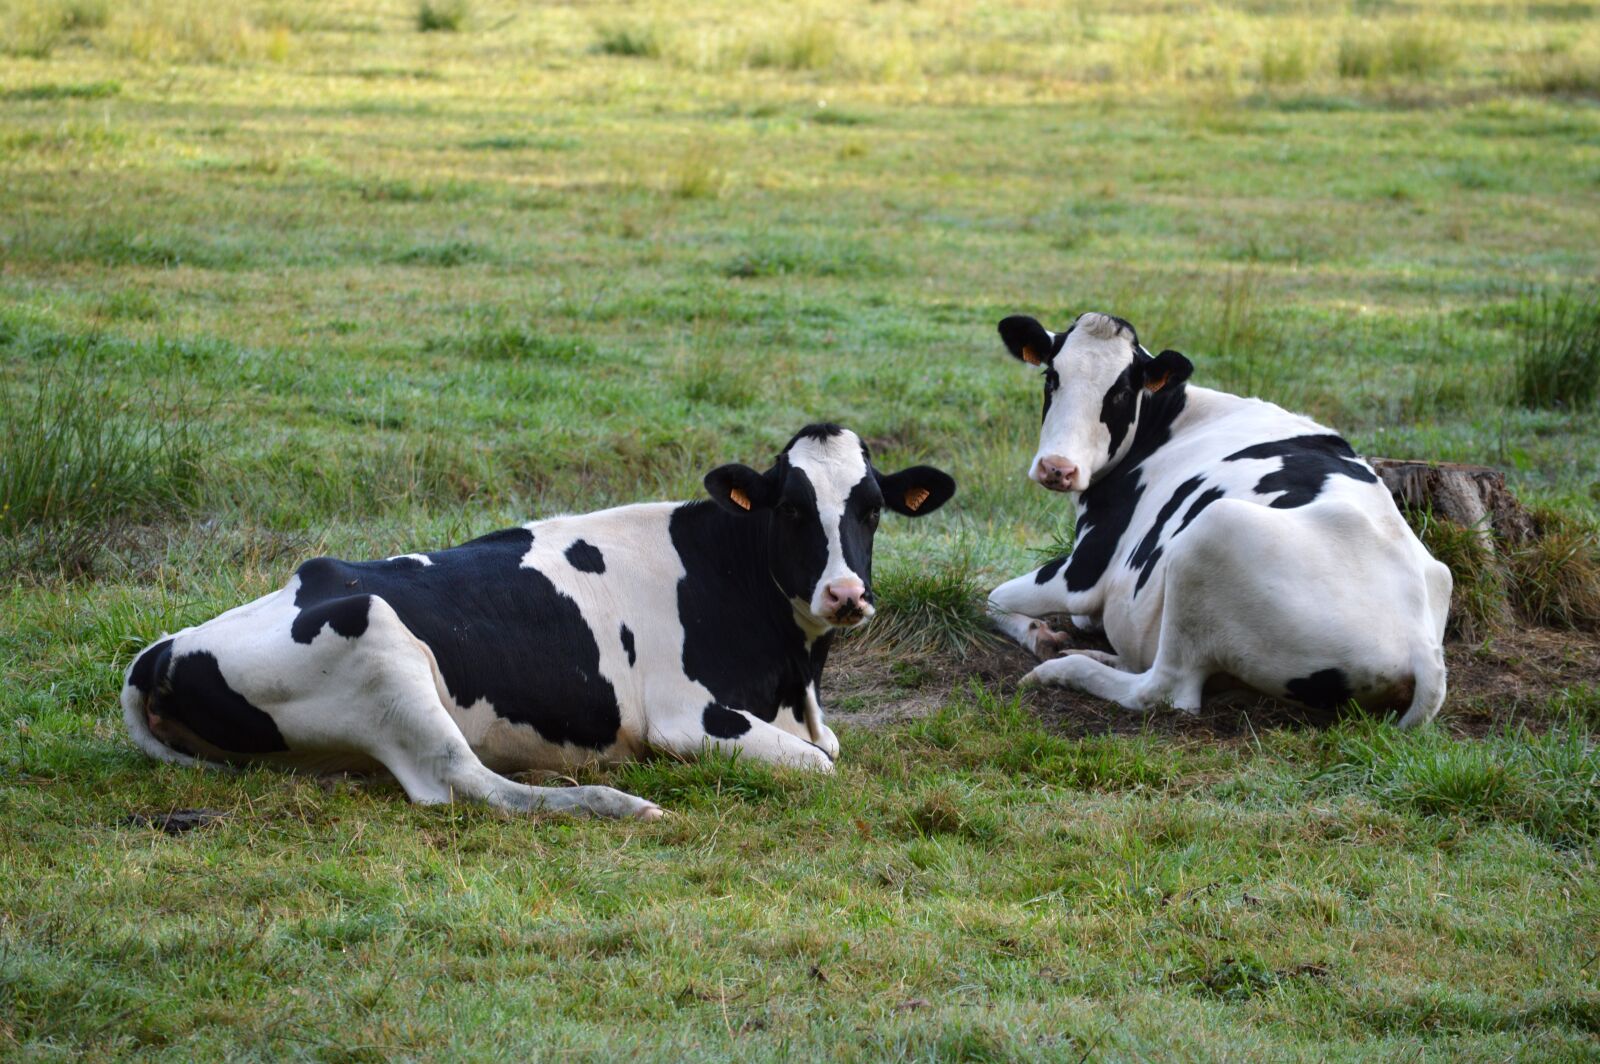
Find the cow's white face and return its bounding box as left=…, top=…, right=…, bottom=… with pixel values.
left=703, top=425, right=956, bottom=634
left=783, top=430, right=876, bottom=627
left=998, top=311, right=1192, bottom=493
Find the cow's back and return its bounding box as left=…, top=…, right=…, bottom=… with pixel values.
left=1085, top=388, right=1427, bottom=657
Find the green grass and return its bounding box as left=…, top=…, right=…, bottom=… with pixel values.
left=1514, top=284, right=1600, bottom=411
left=3, top=0, right=1600, bottom=1056
left=415, top=0, right=468, bottom=34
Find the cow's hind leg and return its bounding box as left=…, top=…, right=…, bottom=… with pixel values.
left=316, top=598, right=662, bottom=820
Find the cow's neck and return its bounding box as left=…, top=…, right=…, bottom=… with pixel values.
left=677, top=500, right=832, bottom=657
left=1089, top=382, right=1192, bottom=491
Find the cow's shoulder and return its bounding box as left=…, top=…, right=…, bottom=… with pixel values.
left=668, top=500, right=820, bottom=725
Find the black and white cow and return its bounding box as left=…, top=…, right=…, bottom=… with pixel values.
left=987, top=311, right=1451, bottom=726
left=121, top=425, right=955, bottom=818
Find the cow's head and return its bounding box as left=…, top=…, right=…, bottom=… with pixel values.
left=997, top=311, right=1193, bottom=493
left=704, top=425, right=956, bottom=632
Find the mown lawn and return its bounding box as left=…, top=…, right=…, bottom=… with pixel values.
left=3, top=0, right=1599, bottom=1058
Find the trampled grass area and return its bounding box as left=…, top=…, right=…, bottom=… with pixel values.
left=3, top=0, right=1599, bottom=1057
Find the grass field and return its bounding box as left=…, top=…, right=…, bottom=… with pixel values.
left=3, top=0, right=1600, bottom=1058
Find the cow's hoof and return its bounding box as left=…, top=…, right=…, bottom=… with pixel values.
left=814, top=724, right=841, bottom=763
left=554, top=785, right=664, bottom=821
left=1029, top=622, right=1072, bottom=659
left=1069, top=649, right=1121, bottom=668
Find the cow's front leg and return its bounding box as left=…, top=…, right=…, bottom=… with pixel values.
left=650, top=704, right=835, bottom=772
left=1021, top=651, right=1203, bottom=715
left=988, top=562, right=1083, bottom=659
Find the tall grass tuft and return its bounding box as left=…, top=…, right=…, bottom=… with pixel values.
left=1507, top=509, right=1600, bottom=631
left=850, top=548, right=1001, bottom=659
left=1259, top=37, right=1313, bottom=87
left=1338, top=22, right=1457, bottom=81
left=1, top=1, right=66, bottom=57
left=1513, top=285, right=1600, bottom=411
left=674, top=347, right=761, bottom=409
left=593, top=22, right=669, bottom=59
left=1513, top=52, right=1600, bottom=97
left=0, top=339, right=212, bottom=575
left=58, top=0, right=108, bottom=30
left=416, top=0, right=468, bottom=33
left=743, top=21, right=840, bottom=72
left=1315, top=719, right=1600, bottom=846
left=1408, top=510, right=1507, bottom=641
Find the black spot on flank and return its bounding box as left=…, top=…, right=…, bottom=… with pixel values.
left=703, top=702, right=752, bottom=739
left=620, top=623, right=636, bottom=666
left=290, top=594, right=371, bottom=645
left=1223, top=434, right=1378, bottom=509
left=128, top=638, right=173, bottom=693
left=152, top=651, right=288, bottom=754
left=1065, top=385, right=1189, bottom=594
left=290, top=528, right=622, bottom=751
left=1035, top=555, right=1068, bottom=585
left=1285, top=668, right=1354, bottom=710
left=1177, top=486, right=1227, bottom=536
left=565, top=539, right=606, bottom=574
left=1126, top=475, right=1205, bottom=595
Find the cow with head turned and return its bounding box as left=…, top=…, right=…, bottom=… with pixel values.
left=987, top=311, right=1451, bottom=726
left=122, top=424, right=956, bottom=818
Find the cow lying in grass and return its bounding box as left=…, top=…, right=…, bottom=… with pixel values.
left=123, top=424, right=955, bottom=818
left=987, top=311, right=1451, bottom=726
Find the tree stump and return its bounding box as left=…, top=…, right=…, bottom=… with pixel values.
left=1366, top=458, right=1537, bottom=548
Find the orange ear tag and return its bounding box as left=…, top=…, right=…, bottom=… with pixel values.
left=1021, top=346, right=1044, bottom=366
left=1143, top=373, right=1169, bottom=394
left=904, top=487, right=931, bottom=512
left=730, top=488, right=753, bottom=511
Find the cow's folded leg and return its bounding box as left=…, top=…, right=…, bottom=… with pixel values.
left=371, top=704, right=661, bottom=820
left=650, top=705, right=835, bottom=772
left=375, top=713, right=661, bottom=820
left=1022, top=652, right=1204, bottom=715
left=336, top=605, right=662, bottom=820
left=988, top=564, right=1092, bottom=659
left=1066, top=649, right=1122, bottom=668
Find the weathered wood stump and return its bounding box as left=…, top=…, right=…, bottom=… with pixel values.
left=1367, top=458, right=1537, bottom=548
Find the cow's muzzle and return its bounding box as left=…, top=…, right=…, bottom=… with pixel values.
left=1032, top=455, right=1079, bottom=493
left=821, top=577, right=873, bottom=627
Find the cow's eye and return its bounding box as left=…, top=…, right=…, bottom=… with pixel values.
left=865, top=508, right=881, bottom=531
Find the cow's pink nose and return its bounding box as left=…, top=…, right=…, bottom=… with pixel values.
left=1033, top=456, right=1078, bottom=492
left=822, top=578, right=868, bottom=624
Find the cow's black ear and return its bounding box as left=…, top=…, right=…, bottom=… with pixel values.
left=1135, top=349, right=1193, bottom=394
left=705, top=464, right=777, bottom=515
left=998, top=315, right=1055, bottom=367
left=876, top=466, right=956, bottom=518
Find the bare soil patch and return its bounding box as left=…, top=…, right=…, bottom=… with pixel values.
left=830, top=626, right=1600, bottom=740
